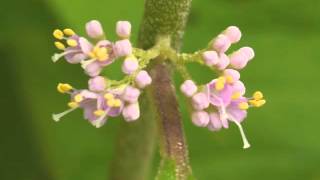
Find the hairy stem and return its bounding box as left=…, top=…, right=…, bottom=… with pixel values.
left=139, top=0, right=193, bottom=179
left=110, top=0, right=193, bottom=179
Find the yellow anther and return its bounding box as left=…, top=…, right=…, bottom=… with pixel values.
left=94, top=109, right=105, bottom=117
left=54, top=41, right=65, bottom=50
left=226, top=75, right=234, bottom=84
left=57, top=83, right=73, bottom=93
left=63, top=28, right=75, bottom=36
left=67, top=39, right=78, bottom=47
left=53, top=29, right=64, bottom=40
left=253, top=91, right=264, bottom=100
left=238, top=102, right=249, bottom=110
left=255, top=99, right=266, bottom=107
left=68, top=102, right=78, bottom=108
left=232, top=92, right=241, bottom=100
left=74, top=94, right=83, bottom=103
left=107, top=99, right=116, bottom=107
left=104, top=93, right=114, bottom=100
left=217, top=76, right=226, bottom=84
left=113, top=99, right=122, bottom=107
left=96, top=48, right=108, bottom=61
left=215, top=82, right=225, bottom=91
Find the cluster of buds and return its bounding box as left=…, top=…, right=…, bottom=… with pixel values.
left=52, top=20, right=152, bottom=128
left=180, top=26, right=266, bottom=149
left=51, top=20, right=265, bottom=148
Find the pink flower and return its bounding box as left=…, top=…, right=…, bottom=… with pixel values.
left=116, top=21, right=131, bottom=38
left=192, top=111, right=210, bottom=127
left=114, top=39, right=132, bottom=57
left=180, top=80, right=197, bottom=97
left=86, top=20, right=104, bottom=38
left=135, top=70, right=152, bottom=88
left=122, top=102, right=140, bottom=122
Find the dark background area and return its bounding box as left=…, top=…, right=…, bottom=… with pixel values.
left=0, top=0, right=319, bottom=179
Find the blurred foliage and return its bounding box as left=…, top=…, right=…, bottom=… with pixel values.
left=1, top=0, right=320, bottom=179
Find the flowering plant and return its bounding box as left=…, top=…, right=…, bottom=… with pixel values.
left=52, top=20, right=265, bottom=149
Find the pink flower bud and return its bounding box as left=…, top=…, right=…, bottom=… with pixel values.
left=180, top=80, right=198, bottom=97
left=116, top=21, right=131, bottom=38
left=122, top=56, right=138, bottom=74
left=239, top=47, right=255, bottom=60
left=192, top=92, right=209, bottom=110
left=84, top=62, right=102, bottom=77
left=229, top=50, right=248, bottom=69
left=88, top=76, right=106, bottom=92
left=202, top=51, right=219, bottom=66
left=86, top=20, right=104, bottom=38
left=216, top=53, right=230, bottom=70
left=207, top=112, right=223, bottom=131
left=223, top=26, right=242, bottom=43
left=135, top=70, right=152, bottom=88
left=224, top=69, right=240, bottom=82
left=122, top=102, right=140, bottom=122
left=212, top=34, right=231, bottom=53
left=114, top=39, right=132, bottom=57
left=192, top=111, right=210, bottom=127
left=122, top=86, right=140, bottom=103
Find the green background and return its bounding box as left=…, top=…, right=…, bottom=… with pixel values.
left=1, top=0, right=319, bottom=179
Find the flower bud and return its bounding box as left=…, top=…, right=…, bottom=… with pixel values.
left=207, top=112, right=223, bottom=131
left=122, top=56, right=138, bottom=74
left=229, top=50, right=248, bottom=69
left=88, top=76, right=106, bottom=92
left=122, top=102, right=140, bottom=122
left=116, top=21, right=131, bottom=38
left=114, top=39, right=132, bottom=57
left=135, top=70, right=152, bottom=88
left=223, top=26, right=242, bottom=43
left=122, top=86, right=140, bottom=103
left=86, top=20, right=104, bottom=38
left=192, top=111, right=210, bottom=127
left=84, top=62, right=102, bottom=77
left=202, top=51, right=219, bottom=66
left=192, top=92, right=209, bottom=110
left=216, top=53, right=230, bottom=70
left=212, top=34, right=231, bottom=53
left=239, top=47, right=255, bottom=60
left=180, top=80, right=198, bottom=97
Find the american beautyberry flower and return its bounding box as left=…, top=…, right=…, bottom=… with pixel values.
left=51, top=21, right=266, bottom=149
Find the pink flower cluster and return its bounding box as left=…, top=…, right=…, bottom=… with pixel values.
left=52, top=20, right=152, bottom=128
left=181, top=26, right=266, bottom=149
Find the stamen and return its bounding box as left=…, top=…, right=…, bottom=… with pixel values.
left=104, top=93, right=114, bottom=100
left=92, top=111, right=108, bottom=128
left=238, top=102, right=249, bottom=110
left=51, top=50, right=81, bottom=63
left=253, top=91, right=263, bottom=100
left=54, top=41, right=66, bottom=50
left=231, top=92, right=241, bottom=100
left=52, top=107, right=77, bottom=122
left=80, top=59, right=96, bottom=68
left=57, top=83, right=73, bottom=93
left=53, top=29, right=64, bottom=40
left=63, top=28, right=76, bottom=36
left=215, top=76, right=226, bottom=91
left=113, top=99, right=122, bottom=107
left=74, top=94, right=83, bottom=103
left=228, top=115, right=251, bottom=149
left=226, top=75, right=234, bottom=84
left=67, top=39, right=78, bottom=47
